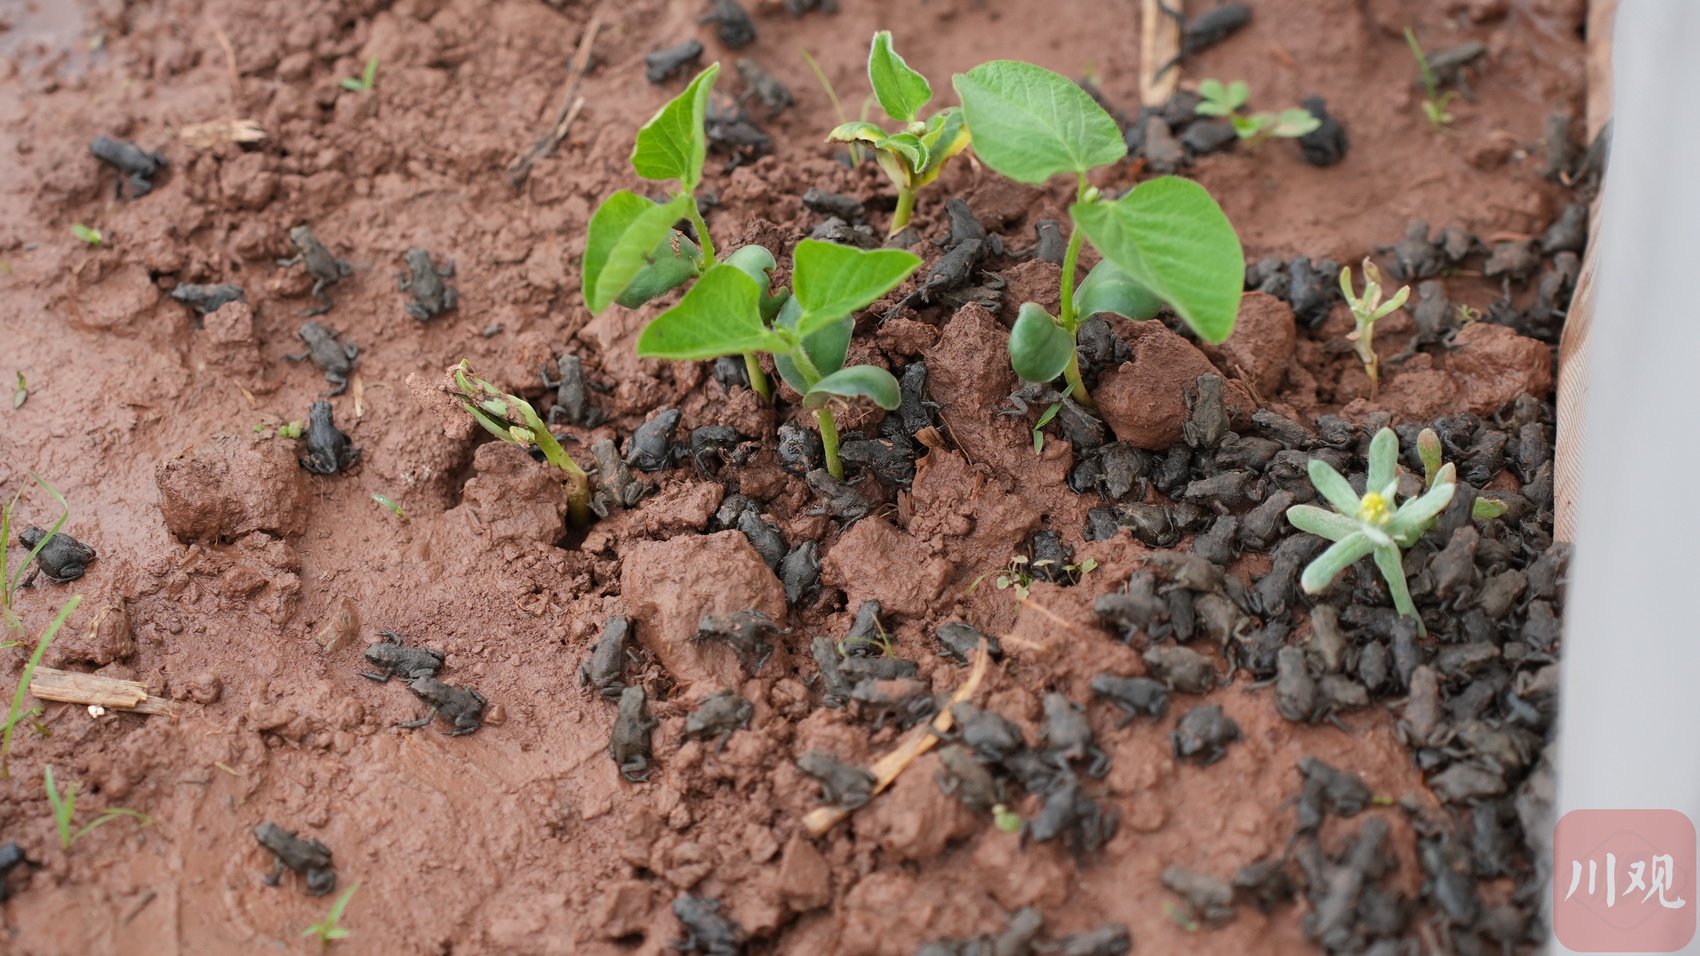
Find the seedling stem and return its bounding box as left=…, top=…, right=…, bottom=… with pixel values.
left=448, top=362, right=591, bottom=526
left=4, top=596, right=79, bottom=779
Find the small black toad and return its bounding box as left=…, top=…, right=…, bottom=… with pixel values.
left=698, top=0, right=756, bottom=48
left=1171, top=703, right=1240, bottom=766
left=1025, top=772, right=1118, bottom=855
left=590, top=438, right=649, bottom=518
left=625, top=408, right=680, bottom=472
left=169, top=283, right=245, bottom=315
left=850, top=677, right=935, bottom=729
left=804, top=468, right=870, bottom=522
left=89, top=136, right=166, bottom=198
left=935, top=743, right=1001, bottom=813
left=779, top=541, right=820, bottom=606
left=1090, top=673, right=1169, bottom=725
left=684, top=691, right=754, bottom=749
left=736, top=58, right=793, bottom=116
left=796, top=751, right=876, bottom=809
left=299, top=400, right=361, bottom=475
left=934, top=621, right=1000, bottom=663
left=253, top=822, right=335, bottom=896
left=276, top=226, right=352, bottom=316
left=1041, top=692, right=1109, bottom=778
left=673, top=894, right=746, bottom=956
left=610, top=685, right=658, bottom=782
left=0, top=842, right=34, bottom=902
left=400, top=676, right=486, bottom=737
left=1051, top=924, right=1132, bottom=956
left=645, top=39, right=704, bottom=85
left=286, top=321, right=359, bottom=397
left=1155, top=2, right=1251, bottom=76
left=17, top=526, right=96, bottom=584
left=947, top=702, right=1025, bottom=764
left=541, top=353, right=605, bottom=428
left=397, top=248, right=457, bottom=321
left=1296, top=96, right=1348, bottom=167
left=694, top=610, right=782, bottom=673
left=361, top=629, right=444, bottom=682
left=580, top=616, right=632, bottom=700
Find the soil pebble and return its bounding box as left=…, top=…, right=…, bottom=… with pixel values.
left=156, top=435, right=310, bottom=541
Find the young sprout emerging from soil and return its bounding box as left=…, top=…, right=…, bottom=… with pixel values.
left=636, top=239, right=921, bottom=479
left=12, top=373, right=25, bottom=409
left=1286, top=428, right=1455, bottom=634
left=802, top=48, right=867, bottom=167
left=447, top=361, right=592, bottom=526
left=1418, top=427, right=1508, bottom=520
left=2, top=596, right=78, bottom=778
left=70, top=224, right=102, bottom=246
left=1339, top=258, right=1409, bottom=399
left=584, top=64, right=778, bottom=398
left=1403, top=30, right=1458, bottom=129
left=1, top=472, right=71, bottom=632
left=372, top=494, right=405, bottom=519
left=1195, top=78, right=1321, bottom=144
left=44, top=764, right=151, bottom=850
left=827, top=32, right=971, bottom=235
left=952, top=61, right=1243, bottom=408
left=340, top=57, right=379, bottom=93
left=304, top=882, right=362, bottom=947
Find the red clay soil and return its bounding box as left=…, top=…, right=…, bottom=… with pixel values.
left=0, top=0, right=1582, bottom=953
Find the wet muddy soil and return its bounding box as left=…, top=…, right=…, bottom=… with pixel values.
left=0, top=0, right=1586, bottom=953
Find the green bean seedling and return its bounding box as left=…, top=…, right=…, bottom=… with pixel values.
left=1195, top=78, right=1321, bottom=144
left=446, top=361, right=591, bottom=526
left=827, top=32, right=971, bottom=234
left=952, top=60, right=1244, bottom=408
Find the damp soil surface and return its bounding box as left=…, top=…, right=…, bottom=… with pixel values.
left=0, top=0, right=1585, bottom=953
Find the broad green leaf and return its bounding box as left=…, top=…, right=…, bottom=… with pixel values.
left=791, top=240, right=922, bottom=338
left=951, top=61, right=1126, bottom=183
left=583, top=192, right=691, bottom=314
left=868, top=32, right=931, bottom=124
left=636, top=264, right=785, bottom=360
left=804, top=365, right=901, bottom=410
left=828, top=120, right=887, bottom=144
left=1070, top=177, right=1243, bottom=343
left=632, top=63, right=720, bottom=191
left=1074, top=259, right=1161, bottom=323
left=773, top=297, right=851, bottom=392
left=1008, top=303, right=1074, bottom=383
left=615, top=232, right=700, bottom=309
left=877, top=132, right=927, bottom=174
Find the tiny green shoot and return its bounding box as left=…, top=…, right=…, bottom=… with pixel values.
left=340, top=57, right=379, bottom=93
left=802, top=48, right=864, bottom=167
left=1195, top=78, right=1320, bottom=144
left=2, top=472, right=72, bottom=629
left=993, top=804, right=1022, bottom=832
left=584, top=64, right=776, bottom=399
left=636, top=239, right=920, bottom=479
left=303, top=881, right=362, bottom=947
left=1404, top=29, right=1458, bottom=128
left=1419, top=427, right=1508, bottom=520
left=3, top=597, right=78, bottom=777
left=1031, top=400, right=1065, bottom=454
left=1286, top=428, right=1455, bottom=635
left=45, top=764, right=152, bottom=850
left=372, top=494, right=405, bottom=519
left=278, top=420, right=303, bottom=439
left=70, top=224, right=102, bottom=246
left=953, top=60, right=1243, bottom=409
left=827, top=32, right=971, bottom=235
left=12, top=373, right=24, bottom=410
left=447, top=361, right=592, bottom=526
left=1164, top=901, right=1202, bottom=933
left=1339, top=258, right=1410, bottom=399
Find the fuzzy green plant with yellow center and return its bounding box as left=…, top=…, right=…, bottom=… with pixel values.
left=1286, top=427, right=1455, bottom=633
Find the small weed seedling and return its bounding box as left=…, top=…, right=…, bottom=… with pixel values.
left=1404, top=29, right=1458, bottom=128
left=446, top=361, right=592, bottom=525
left=585, top=64, right=783, bottom=398
left=340, top=57, right=379, bottom=93
left=2, top=596, right=78, bottom=778
left=636, top=239, right=920, bottom=478
left=967, top=554, right=1098, bottom=601
left=828, top=32, right=971, bottom=234
left=1195, top=78, right=1320, bottom=144
left=44, top=764, right=151, bottom=850
left=2, top=472, right=72, bottom=631
left=1286, top=428, right=1455, bottom=634
left=993, top=804, right=1022, bottom=832
left=372, top=494, right=405, bottom=519
left=70, top=224, right=102, bottom=246
left=12, top=373, right=25, bottom=409
left=304, top=881, right=362, bottom=947
left=1339, top=258, right=1410, bottom=399
left=802, top=48, right=867, bottom=167
left=953, top=61, right=1243, bottom=408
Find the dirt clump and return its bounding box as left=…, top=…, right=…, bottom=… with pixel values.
left=621, top=530, right=788, bottom=689
left=1095, top=321, right=1254, bottom=449
left=155, top=435, right=310, bottom=541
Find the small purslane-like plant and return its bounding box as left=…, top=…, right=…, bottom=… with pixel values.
left=1195, top=78, right=1321, bottom=144
left=1286, top=428, right=1455, bottom=634
left=1340, top=258, right=1410, bottom=398
left=828, top=32, right=971, bottom=235
left=952, top=61, right=1244, bottom=409
left=636, top=239, right=921, bottom=479
left=447, top=361, right=591, bottom=526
